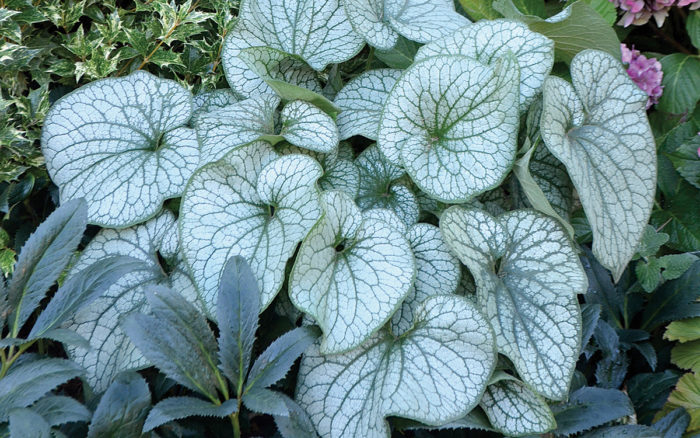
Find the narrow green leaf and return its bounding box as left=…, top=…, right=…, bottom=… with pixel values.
left=652, top=408, right=690, bottom=438
left=580, top=425, right=661, bottom=437
left=122, top=286, right=220, bottom=399
left=8, top=408, right=50, bottom=438
left=1, top=281, right=9, bottom=330
left=28, top=256, right=146, bottom=340
left=63, top=211, right=197, bottom=391
left=30, top=396, right=90, bottom=427
left=581, top=303, right=602, bottom=352
left=36, top=328, right=90, bottom=349
left=88, top=372, right=151, bottom=438
left=274, top=396, right=317, bottom=438
left=551, top=387, right=634, bottom=436
left=266, top=79, right=340, bottom=119
left=143, top=397, right=238, bottom=432
left=246, top=326, right=318, bottom=391
left=217, top=256, right=260, bottom=386
left=242, top=387, right=289, bottom=416
left=0, top=359, right=83, bottom=421
left=7, top=198, right=87, bottom=335
left=629, top=371, right=681, bottom=424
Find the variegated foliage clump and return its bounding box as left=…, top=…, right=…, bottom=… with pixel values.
left=39, top=0, right=657, bottom=436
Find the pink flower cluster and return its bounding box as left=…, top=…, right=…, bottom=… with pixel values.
left=610, top=0, right=699, bottom=27
left=621, top=44, right=664, bottom=109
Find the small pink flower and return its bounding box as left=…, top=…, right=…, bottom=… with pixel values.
left=678, top=0, right=700, bottom=9
left=609, top=0, right=697, bottom=26
left=620, top=44, right=664, bottom=109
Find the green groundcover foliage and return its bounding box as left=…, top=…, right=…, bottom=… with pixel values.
left=1, top=0, right=700, bottom=437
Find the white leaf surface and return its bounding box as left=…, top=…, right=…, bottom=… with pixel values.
left=236, top=47, right=342, bottom=119
left=180, top=141, right=322, bottom=313
left=362, top=208, right=406, bottom=233
left=194, top=94, right=279, bottom=164
left=378, top=55, right=519, bottom=203
left=527, top=144, right=572, bottom=221
left=417, top=20, right=554, bottom=111
left=343, top=0, right=398, bottom=50
left=296, top=295, right=496, bottom=438
left=391, top=223, right=461, bottom=334
left=289, top=190, right=414, bottom=354
left=234, top=46, right=324, bottom=98
left=355, top=144, right=419, bottom=227
left=513, top=143, right=574, bottom=237
left=42, top=71, right=198, bottom=228
left=385, top=0, right=470, bottom=44
left=222, top=0, right=364, bottom=96
left=64, top=212, right=198, bottom=391
left=278, top=143, right=360, bottom=197
left=540, top=50, right=656, bottom=281
left=334, top=69, right=401, bottom=140
left=280, top=100, right=339, bottom=153
left=343, top=0, right=468, bottom=49
left=440, top=207, right=587, bottom=399
left=191, top=89, right=241, bottom=123
left=480, top=379, right=556, bottom=436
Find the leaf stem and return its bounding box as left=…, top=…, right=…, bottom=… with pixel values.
left=231, top=412, right=241, bottom=438
left=137, top=0, right=200, bottom=71
left=655, top=217, right=673, bottom=233
left=211, top=27, right=229, bottom=74
left=650, top=25, right=691, bottom=55
left=0, top=340, right=35, bottom=378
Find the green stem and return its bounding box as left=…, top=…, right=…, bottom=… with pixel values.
left=0, top=340, right=35, bottom=378
left=231, top=413, right=241, bottom=438
left=650, top=25, right=691, bottom=55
